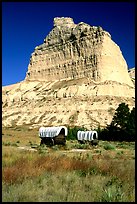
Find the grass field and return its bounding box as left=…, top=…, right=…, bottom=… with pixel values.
left=2, top=125, right=135, bottom=202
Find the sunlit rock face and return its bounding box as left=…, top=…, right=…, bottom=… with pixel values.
left=2, top=17, right=135, bottom=129
left=128, top=67, right=135, bottom=86
left=25, top=17, right=133, bottom=87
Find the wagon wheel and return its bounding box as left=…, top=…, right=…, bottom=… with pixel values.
left=52, top=138, right=55, bottom=146
left=40, top=139, right=44, bottom=146
left=47, top=138, right=54, bottom=147
left=62, top=138, right=66, bottom=145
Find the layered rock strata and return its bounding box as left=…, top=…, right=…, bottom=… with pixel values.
left=2, top=79, right=135, bottom=129
left=26, top=17, right=133, bottom=87
left=2, top=17, right=135, bottom=129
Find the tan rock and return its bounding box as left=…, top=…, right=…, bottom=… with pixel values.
left=128, top=67, right=135, bottom=85
left=2, top=17, right=135, bottom=129
left=25, top=17, right=133, bottom=88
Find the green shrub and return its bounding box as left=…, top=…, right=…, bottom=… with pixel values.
left=2, top=141, right=19, bottom=147
left=73, top=143, right=89, bottom=149
left=51, top=145, right=60, bottom=151
left=11, top=143, right=19, bottom=147
left=117, top=151, right=124, bottom=155
left=3, top=141, right=11, bottom=146
left=104, top=144, right=116, bottom=150
left=95, top=150, right=102, bottom=154
left=67, top=126, right=87, bottom=140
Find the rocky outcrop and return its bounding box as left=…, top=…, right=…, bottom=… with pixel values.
left=128, top=67, right=135, bottom=86
left=2, top=79, right=135, bottom=129
left=25, top=17, right=133, bottom=87
left=2, top=17, right=135, bottom=129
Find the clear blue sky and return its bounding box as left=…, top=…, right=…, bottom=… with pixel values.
left=2, top=2, right=135, bottom=86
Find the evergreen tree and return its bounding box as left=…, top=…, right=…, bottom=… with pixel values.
left=126, top=107, right=135, bottom=140
left=111, top=102, right=130, bottom=131
left=105, top=103, right=135, bottom=141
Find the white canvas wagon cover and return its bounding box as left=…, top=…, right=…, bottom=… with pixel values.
left=39, top=126, right=68, bottom=138
left=77, top=130, right=98, bottom=141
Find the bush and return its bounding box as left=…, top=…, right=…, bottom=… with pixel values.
left=67, top=126, right=87, bottom=140
left=103, top=144, right=116, bottom=150
left=74, top=143, right=90, bottom=149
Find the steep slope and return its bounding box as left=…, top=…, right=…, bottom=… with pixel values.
left=26, top=17, right=133, bottom=87
left=2, top=17, right=135, bottom=129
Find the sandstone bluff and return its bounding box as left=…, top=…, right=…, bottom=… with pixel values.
left=2, top=17, right=135, bottom=129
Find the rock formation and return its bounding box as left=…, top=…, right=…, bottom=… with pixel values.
left=128, top=67, right=135, bottom=86
left=26, top=17, right=133, bottom=87
left=2, top=17, right=135, bottom=129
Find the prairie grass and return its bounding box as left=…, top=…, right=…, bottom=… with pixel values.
left=103, top=143, right=116, bottom=150
left=2, top=125, right=135, bottom=202
left=2, top=149, right=135, bottom=202
left=2, top=125, right=40, bottom=146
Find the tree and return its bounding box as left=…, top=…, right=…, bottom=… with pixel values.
left=106, top=103, right=135, bottom=141
left=126, top=107, right=135, bottom=140
left=111, top=103, right=130, bottom=131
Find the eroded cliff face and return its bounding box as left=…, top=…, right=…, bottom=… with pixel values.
left=2, top=79, right=135, bottom=129
left=25, top=17, right=133, bottom=87
left=128, top=68, right=135, bottom=86
left=2, top=17, right=135, bottom=129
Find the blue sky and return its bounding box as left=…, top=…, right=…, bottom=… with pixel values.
left=2, top=2, right=135, bottom=86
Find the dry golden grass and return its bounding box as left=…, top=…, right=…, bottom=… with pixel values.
left=2, top=125, right=135, bottom=202
left=2, top=125, right=40, bottom=146
left=3, top=150, right=135, bottom=185
left=2, top=151, right=135, bottom=202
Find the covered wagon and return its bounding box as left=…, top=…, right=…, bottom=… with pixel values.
left=39, top=126, right=68, bottom=146
left=77, top=130, right=98, bottom=145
